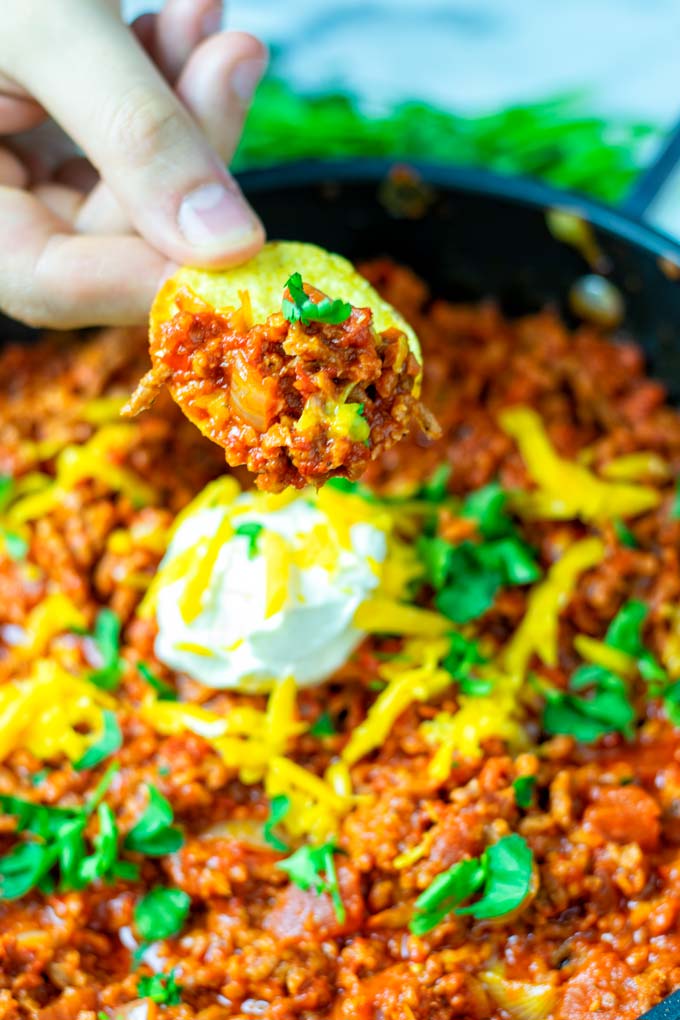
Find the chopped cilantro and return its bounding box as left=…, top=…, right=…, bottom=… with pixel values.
left=419, top=463, right=452, bottom=503
left=234, top=520, right=264, bottom=559
left=87, top=609, right=124, bottom=691
left=0, top=767, right=135, bottom=900
left=418, top=484, right=540, bottom=624
left=137, top=969, right=183, bottom=1006
left=124, top=786, right=183, bottom=856
left=671, top=479, right=680, bottom=520
left=30, top=770, right=49, bottom=787
left=410, top=833, right=534, bottom=934
left=309, top=710, right=336, bottom=738
left=282, top=271, right=352, bottom=327
left=613, top=518, right=638, bottom=548
left=542, top=663, right=635, bottom=743
left=1, top=528, right=28, bottom=561
left=74, top=711, right=122, bottom=771
left=263, top=794, right=290, bottom=853
left=512, top=775, right=536, bottom=809
left=0, top=474, right=13, bottom=512
left=605, top=600, right=667, bottom=685
left=134, top=886, right=190, bottom=942
left=137, top=661, right=177, bottom=701
left=442, top=632, right=492, bottom=695
left=277, top=841, right=346, bottom=923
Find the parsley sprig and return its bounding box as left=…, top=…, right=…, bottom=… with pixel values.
left=418, top=483, right=541, bottom=623
left=0, top=764, right=138, bottom=900
left=410, top=833, right=534, bottom=935
left=277, top=841, right=346, bottom=923
left=124, top=786, right=184, bottom=856
left=264, top=794, right=291, bottom=853
left=86, top=609, right=124, bottom=691
left=137, top=969, right=183, bottom=1006
left=542, top=663, right=635, bottom=743
left=282, top=272, right=352, bottom=327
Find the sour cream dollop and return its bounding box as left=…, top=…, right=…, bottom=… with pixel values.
left=153, top=482, right=389, bottom=690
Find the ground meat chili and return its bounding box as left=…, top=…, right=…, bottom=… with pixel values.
left=1, top=261, right=680, bottom=1019
left=126, top=280, right=437, bottom=492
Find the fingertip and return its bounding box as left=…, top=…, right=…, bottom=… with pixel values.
left=176, top=180, right=265, bottom=267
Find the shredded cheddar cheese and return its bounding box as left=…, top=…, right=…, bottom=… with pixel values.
left=0, top=659, right=114, bottom=763
left=499, top=406, right=661, bottom=522
left=503, top=537, right=606, bottom=681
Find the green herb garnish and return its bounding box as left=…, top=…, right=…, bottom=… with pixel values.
left=87, top=609, right=124, bottom=691
left=1, top=528, right=28, bottom=561
left=419, top=483, right=541, bottom=624
left=134, top=886, right=190, bottom=942
left=277, top=841, right=346, bottom=923
left=234, top=521, right=264, bottom=559
left=613, top=518, right=638, bottom=548
left=282, top=272, right=352, bottom=327
left=542, top=663, right=635, bottom=742
left=605, top=600, right=667, bottom=685
left=442, top=632, right=492, bottom=696
left=512, top=775, right=536, bottom=809
left=137, top=662, right=177, bottom=701
left=137, top=969, right=183, bottom=1006
left=309, top=710, right=336, bottom=738
left=74, top=711, right=122, bottom=772
left=124, top=786, right=183, bottom=857
left=30, top=770, right=49, bottom=787
left=410, top=833, right=534, bottom=934
left=0, top=766, right=136, bottom=900
left=263, top=794, right=290, bottom=853
left=418, top=464, right=452, bottom=503
left=0, top=474, right=13, bottom=512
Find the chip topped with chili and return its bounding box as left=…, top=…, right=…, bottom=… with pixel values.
left=125, top=241, right=439, bottom=491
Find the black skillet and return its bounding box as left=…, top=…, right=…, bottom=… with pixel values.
left=4, top=125, right=680, bottom=1020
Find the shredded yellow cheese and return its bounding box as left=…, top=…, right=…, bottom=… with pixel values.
left=342, top=637, right=451, bottom=766
left=600, top=451, right=671, bottom=483
left=0, top=659, right=114, bottom=763
left=8, top=424, right=157, bottom=524
left=573, top=634, right=636, bottom=677
left=354, top=597, right=450, bottom=637
left=502, top=536, right=606, bottom=681
left=16, top=593, right=85, bottom=658
left=499, top=406, right=660, bottom=522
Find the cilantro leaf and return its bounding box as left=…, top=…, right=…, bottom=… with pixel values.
left=87, top=609, right=124, bottom=691
left=512, top=775, right=536, bottom=809
left=1, top=528, right=28, bottom=561
left=419, top=484, right=540, bottom=624
left=418, top=464, right=452, bottom=503
left=137, top=662, right=177, bottom=701
left=277, top=842, right=346, bottom=923
left=542, top=664, right=635, bottom=743
left=605, top=600, right=667, bottom=685
left=433, top=542, right=503, bottom=623
left=410, top=834, right=534, bottom=933
left=613, top=518, right=637, bottom=548
left=263, top=794, right=290, bottom=853
left=442, top=632, right=492, bottom=696
left=124, top=786, right=184, bottom=857
left=137, top=969, right=183, bottom=1006
left=671, top=479, right=680, bottom=520
left=309, top=710, right=336, bottom=738
left=134, top=886, right=191, bottom=942
left=0, top=773, right=135, bottom=901
left=0, top=474, right=13, bottom=513
left=410, top=857, right=485, bottom=935
left=234, top=521, right=264, bottom=559
left=457, top=834, right=534, bottom=919
left=282, top=272, right=352, bottom=327
left=74, top=711, right=122, bottom=771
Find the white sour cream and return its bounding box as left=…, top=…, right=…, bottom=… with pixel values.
left=154, top=489, right=387, bottom=690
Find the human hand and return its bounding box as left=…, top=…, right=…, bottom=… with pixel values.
left=0, top=0, right=267, bottom=329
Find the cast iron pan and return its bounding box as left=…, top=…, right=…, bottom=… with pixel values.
left=4, top=128, right=680, bottom=1020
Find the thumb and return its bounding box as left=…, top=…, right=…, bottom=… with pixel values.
left=2, top=0, right=265, bottom=267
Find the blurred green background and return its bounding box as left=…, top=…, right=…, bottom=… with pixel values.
left=234, top=79, right=661, bottom=204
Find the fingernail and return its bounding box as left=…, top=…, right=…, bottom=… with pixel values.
left=231, top=57, right=267, bottom=104
left=178, top=183, right=260, bottom=249
left=201, top=1, right=223, bottom=36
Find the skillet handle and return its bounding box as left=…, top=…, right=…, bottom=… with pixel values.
left=621, top=116, right=680, bottom=239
